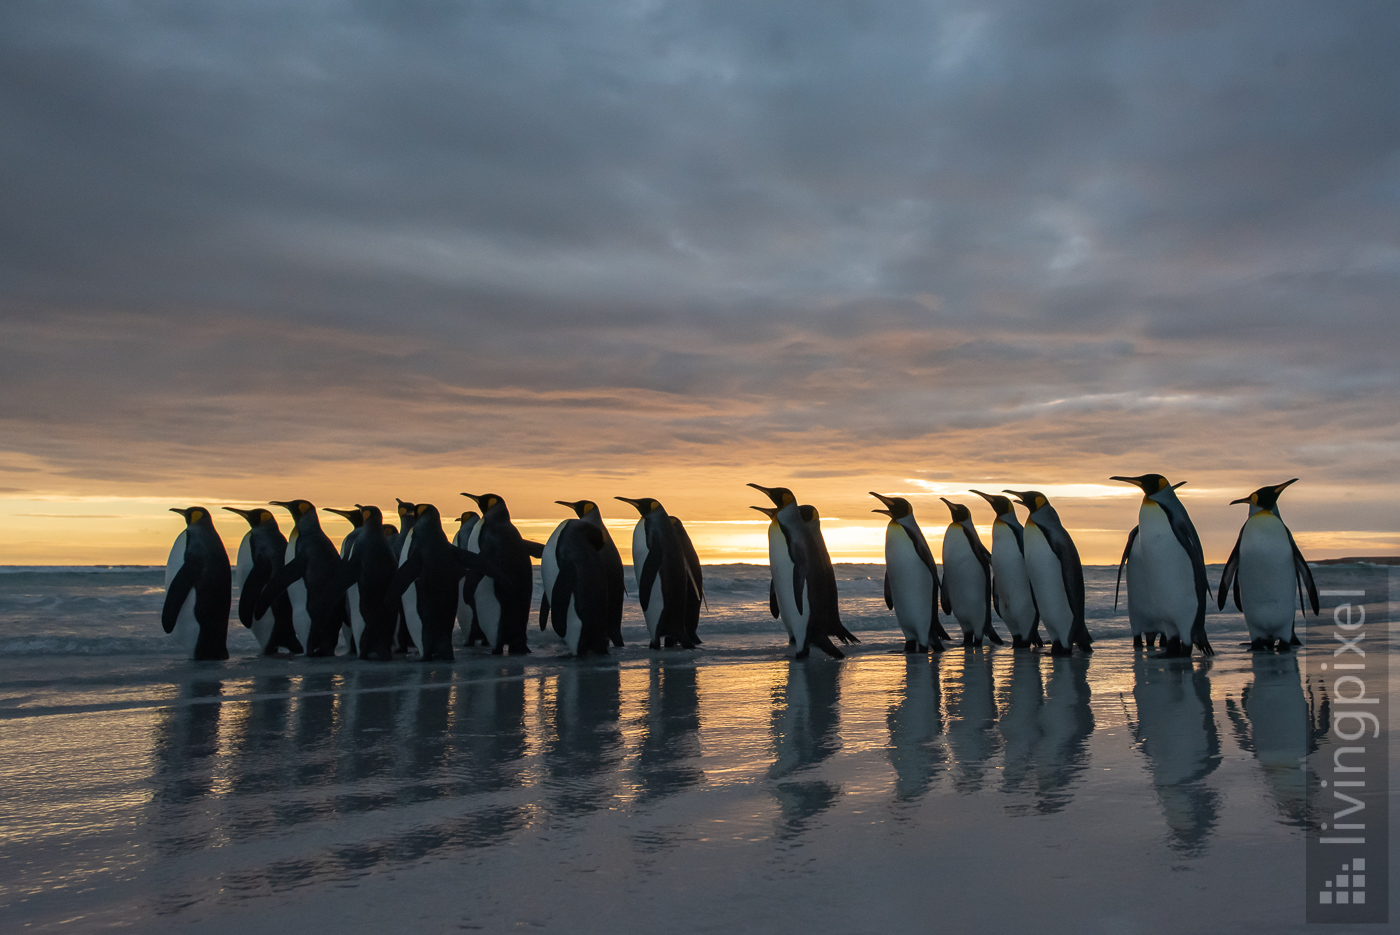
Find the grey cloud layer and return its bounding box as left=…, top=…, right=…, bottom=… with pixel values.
left=1, top=0, right=1397, bottom=499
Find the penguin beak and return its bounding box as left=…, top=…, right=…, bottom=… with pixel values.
left=615, top=496, right=646, bottom=515
left=460, top=493, right=482, bottom=506
left=555, top=499, right=586, bottom=516
left=1002, top=489, right=1032, bottom=507
left=169, top=507, right=189, bottom=517
left=1109, top=475, right=1153, bottom=492
left=1275, top=478, right=1299, bottom=494
left=221, top=506, right=251, bottom=519
left=872, top=508, right=892, bottom=516
left=746, top=483, right=785, bottom=508
left=750, top=505, right=778, bottom=519
left=1171, top=481, right=1187, bottom=490
left=1230, top=495, right=1251, bottom=505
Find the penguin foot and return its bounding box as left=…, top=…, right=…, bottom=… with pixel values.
left=1153, top=637, right=1189, bottom=659
left=1276, top=640, right=1293, bottom=653
left=961, top=633, right=973, bottom=647
left=929, top=640, right=945, bottom=654
left=490, top=646, right=505, bottom=656
left=903, top=640, right=918, bottom=654
left=649, top=639, right=661, bottom=650
left=1049, top=641, right=1071, bottom=657
left=1011, top=635, right=1027, bottom=649
left=794, top=647, right=810, bottom=659
left=1133, top=635, right=1144, bottom=649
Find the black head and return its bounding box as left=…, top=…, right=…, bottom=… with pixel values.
left=382, top=523, right=398, bottom=538
left=395, top=498, right=417, bottom=520
left=269, top=499, right=316, bottom=519
left=461, top=492, right=507, bottom=515
left=413, top=502, right=443, bottom=530
left=615, top=496, right=662, bottom=517
left=355, top=504, right=384, bottom=528
left=323, top=507, right=363, bottom=528
left=1003, top=489, right=1049, bottom=511
left=746, top=483, right=796, bottom=508
left=222, top=506, right=276, bottom=528
left=970, top=490, right=1014, bottom=517
left=1231, top=478, right=1298, bottom=511
left=940, top=498, right=972, bottom=523
left=457, top=510, right=479, bottom=524
left=870, top=492, right=913, bottom=520
left=170, top=506, right=214, bottom=527
left=556, top=499, right=597, bottom=518
left=798, top=504, right=819, bottom=524
left=1109, top=474, right=1177, bottom=497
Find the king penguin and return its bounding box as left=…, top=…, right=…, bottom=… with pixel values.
left=393, top=503, right=473, bottom=661
left=542, top=501, right=626, bottom=647
left=344, top=505, right=399, bottom=660
left=970, top=491, right=1041, bottom=649
left=453, top=511, right=487, bottom=646
left=389, top=498, right=419, bottom=654
left=752, top=504, right=800, bottom=645
left=1113, top=481, right=1186, bottom=650
left=324, top=506, right=363, bottom=654
left=1109, top=474, right=1213, bottom=657
left=544, top=518, right=614, bottom=656
left=747, top=484, right=858, bottom=659
left=939, top=498, right=1002, bottom=648
left=1217, top=479, right=1319, bottom=651
left=1005, top=490, right=1092, bottom=656
left=163, top=507, right=232, bottom=660
left=223, top=507, right=302, bottom=655
left=870, top=492, right=949, bottom=653
left=256, top=500, right=352, bottom=656
left=460, top=493, right=535, bottom=654
left=616, top=496, right=697, bottom=650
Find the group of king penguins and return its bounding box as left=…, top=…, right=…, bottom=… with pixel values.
left=162, top=473, right=1319, bottom=664
left=162, top=494, right=704, bottom=662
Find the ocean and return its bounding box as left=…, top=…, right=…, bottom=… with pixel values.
left=0, top=562, right=1394, bottom=933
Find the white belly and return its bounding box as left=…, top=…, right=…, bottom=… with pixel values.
left=768, top=523, right=801, bottom=639
left=540, top=521, right=564, bottom=640
left=941, top=525, right=985, bottom=635
left=164, top=532, right=201, bottom=657
left=885, top=524, right=934, bottom=644
left=475, top=575, right=501, bottom=646
left=1023, top=523, right=1073, bottom=645
left=283, top=533, right=312, bottom=646
left=1137, top=503, right=1196, bottom=640
left=403, top=582, right=423, bottom=650
left=348, top=583, right=365, bottom=646
left=1238, top=514, right=1297, bottom=641
left=989, top=522, right=1035, bottom=637
left=564, top=595, right=583, bottom=655
left=234, top=533, right=273, bottom=649
left=1125, top=533, right=1149, bottom=636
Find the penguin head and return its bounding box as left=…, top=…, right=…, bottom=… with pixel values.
left=1109, top=474, right=1179, bottom=502
left=798, top=504, right=820, bottom=525
left=1003, top=489, right=1049, bottom=512
left=382, top=523, right=399, bottom=538
left=970, top=490, right=1014, bottom=519
left=940, top=498, right=973, bottom=524
left=461, top=493, right=508, bottom=517
left=222, top=506, right=276, bottom=529
left=1231, top=478, right=1297, bottom=513
left=749, top=505, right=778, bottom=520
left=456, top=510, right=480, bottom=525
left=870, top=492, right=913, bottom=520
left=556, top=499, right=598, bottom=518
left=323, top=507, right=363, bottom=528
left=355, top=504, right=384, bottom=530
left=746, top=483, right=797, bottom=509
left=169, top=506, right=214, bottom=527
left=413, top=502, right=443, bottom=529
left=269, top=499, right=316, bottom=519
left=615, top=496, right=662, bottom=517
left=395, top=498, right=417, bottom=520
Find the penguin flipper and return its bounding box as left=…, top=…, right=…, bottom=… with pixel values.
left=637, top=547, right=662, bottom=614
left=1115, top=526, right=1138, bottom=611
left=162, top=561, right=198, bottom=634
left=550, top=565, right=575, bottom=641
left=391, top=551, right=423, bottom=596
left=1286, top=527, right=1320, bottom=615
left=237, top=561, right=271, bottom=628
left=539, top=593, right=551, bottom=631
left=883, top=570, right=893, bottom=610
left=769, top=579, right=780, bottom=619
left=523, top=539, right=546, bottom=560
left=1217, top=530, right=1242, bottom=612
left=938, top=576, right=952, bottom=616
left=984, top=617, right=1004, bottom=645
left=254, top=553, right=305, bottom=619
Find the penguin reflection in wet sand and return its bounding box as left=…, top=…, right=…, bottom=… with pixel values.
left=748, top=484, right=859, bottom=659
left=1114, top=480, right=1186, bottom=650
left=256, top=500, right=351, bottom=656
left=393, top=504, right=473, bottom=661
left=163, top=507, right=232, bottom=660
left=461, top=493, right=535, bottom=654
left=542, top=501, right=626, bottom=647
left=870, top=492, right=948, bottom=653
left=223, top=507, right=302, bottom=655
left=616, top=497, right=697, bottom=650
left=1005, top=490, right=1092, bottom=656
left=1110, top=474, right=1213, bottom=658
left=940, top=498, right=1002, bottom=648
left=1217, top=479, right=1319, bottom=651
left=971, top=491, right=1041, bottom=649
left=344, top=505, right=399, bottom=660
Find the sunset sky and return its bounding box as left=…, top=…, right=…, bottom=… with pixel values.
left=2, top=1, right=1397, bottom=565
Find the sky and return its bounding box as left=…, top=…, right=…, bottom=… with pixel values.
left=2, top=0, right=1398, bottom=565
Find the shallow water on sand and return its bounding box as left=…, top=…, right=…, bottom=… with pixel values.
left=0, top=564, right=1394, bottom=933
